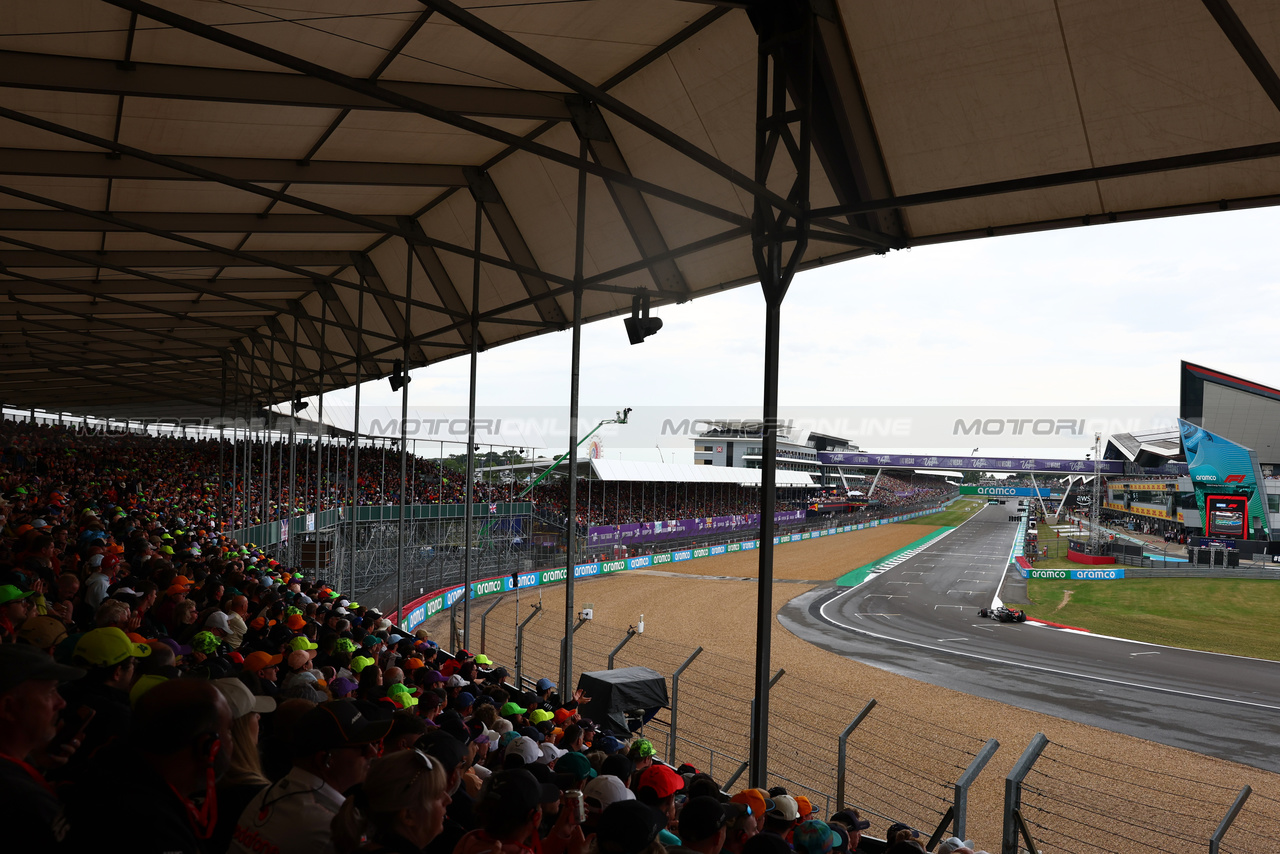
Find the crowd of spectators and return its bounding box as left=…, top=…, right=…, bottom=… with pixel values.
left=535, top=480, right=808, bottom=529
left=857, top=473, right=952, bottom=508
left=0, top=457, right=989, bottom=854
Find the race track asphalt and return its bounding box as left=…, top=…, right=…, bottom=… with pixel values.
left=779, top=502, right=1280, bottom=772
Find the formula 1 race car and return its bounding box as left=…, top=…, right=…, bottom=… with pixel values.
left=978, top=606, right=1027, bottom=623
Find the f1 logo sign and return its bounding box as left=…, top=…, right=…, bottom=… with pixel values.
left=1225, top=474, right=1247, bottom=483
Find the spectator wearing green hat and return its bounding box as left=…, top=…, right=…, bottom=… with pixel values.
left=0, top=583, right=36, bottom=639
left=57, top=627, right=151, bottom=774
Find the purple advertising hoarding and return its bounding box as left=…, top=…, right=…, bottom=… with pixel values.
left=816, top=452, right=1186, bottom=476
left=588, top=509, right=806, bottom=547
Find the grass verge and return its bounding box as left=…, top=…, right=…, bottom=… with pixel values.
left=900, top=498, right=986, bottom=527
left=1026, top=577, right=1280, bottom=660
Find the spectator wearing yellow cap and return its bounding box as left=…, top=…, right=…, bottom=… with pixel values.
left=56, top=627, right=151, bottom=775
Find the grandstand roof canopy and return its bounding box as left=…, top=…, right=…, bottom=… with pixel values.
left=588, top=458, right=815, bottom=486
left=5, top=1, right=1280, bottom=418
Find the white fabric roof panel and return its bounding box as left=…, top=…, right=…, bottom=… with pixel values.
left=589, top=458, right=817, bottom=487
left=2, top=1, right=1280, bottom=417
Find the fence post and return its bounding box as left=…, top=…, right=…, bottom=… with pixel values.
left=668, top=646, right=704, bottom=765
left=449, top=596, right=462, bottom=654
left=723, top=761, right=750, bottom=790
left=514, top=603, right=543, bottom=688
left=1209, top=786, right=1251, bottom=854
left=954, top=739, right=999, bottom=841
left=1003, top=733, right=1048, bottom=854
left=747, top=669, right=785, bottom=784
left=479, top=595, right=505, bottom=654
left=558, top=617, right=589, bottom=694
left=836, top=699, right=877, bottom=812
left=608, top=627, right=638, bottom=669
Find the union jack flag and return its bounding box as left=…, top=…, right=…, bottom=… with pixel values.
left=489, top=503, right=498, bottom=514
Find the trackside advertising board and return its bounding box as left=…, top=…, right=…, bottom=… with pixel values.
left=398, top=505, right=949, bottom=629
left=1027, top=568, right=1126, bottom=580
left=959, top=486, right=1053, bottom=497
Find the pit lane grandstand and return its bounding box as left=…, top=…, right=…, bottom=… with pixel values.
left=7, top=1, right=1280, bottom=851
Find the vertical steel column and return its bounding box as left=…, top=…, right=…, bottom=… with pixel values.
left=562, top=135, right=588, bottom=693
left=349, top=285, right=365, bottom=596
left=515, top=602, right=543, bottom=688
left=480, top=594, right=505, bottom=653
left=747, top=2, right=811, bottom=787
left=397, top=238, right=414, bottom=627
left=218, top=358, right=227, bottom=528
left=314, top=297, right=328, bottom=576
left=463, top=195, right=481, bottom=650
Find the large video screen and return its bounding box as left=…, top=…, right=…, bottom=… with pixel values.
left=1206, top=494, right=1247, bottom=537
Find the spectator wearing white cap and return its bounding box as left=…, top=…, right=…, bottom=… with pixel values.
left=209, top=679, right=277, bottom=854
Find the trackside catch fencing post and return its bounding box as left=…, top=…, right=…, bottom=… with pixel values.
left=747, top=669, right=785, bottom=781
left=607, top=626, right=638, bottom=669
left=558, top=617, right=588, bottom=694
left=835, top=699, right=877, bottom=811
left=668, top=646, right=704, bottom=765
left=940, top=738, right=999, bottom=845
left=479, top=595, right=505, bottom=654
left=1003, top=733, right=1048, bottom=854
left=1209, top=786, right=1251, bottom=854
left=449, top=597, right=462, bottom=654
left=514, top=603, right=543, bottom=687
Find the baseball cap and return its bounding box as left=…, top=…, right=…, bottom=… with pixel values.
left=506, top=735, right=542, bottom=765
left=555, top=750, right=598, bottom=781
left=0, top=643, right=84, bottom=694
left=596, top=801, right=667, bottom=854
left=74, top=627, right=153, bottom=667
left=243, top=650, right=283, bottom=673
left=536, top=677, right=554, bottom=692
left=636, top=763, right=683, bottom=799
left=679, top=796, right=731, bottom=843
left=886, top=823, right=920, bottom=841
left=499, top=701, right=527, bottom=717
left=419, top=730, right=467, bottom=770
left=730, top=788, right=775, bottom=817
left=289, top=636, right=318, bottom=653
left=18, top=615, right=69, bottom=649
left=938, top=837, right=975, bottom=854
left=350, top=655, right=376, bottom=673
left=329, top=676, right=359, bottom=698
left=205, top=611, right=232, bottom=634
left=628, top=738, right=655, bottom=759
left=191, top=631, right=219, bottom=655
left=293, top=700, right=393, bottom=753
left=213, top=677, right=277, bottom=719
left=480, top=768, right=559, bottom=819
left=446, top=674, right=467, bottom=688
left=831, top=809, right=870, bottom=831
left=334, top=637, right=357, bottom=654
left=793, top=820, right=835, bottom=854
left=795, top=795, right=815, bottom=819
left=768, top=794, right=800, bottom=822
left=386, top=683, right=418, bottom=708
left=0, top=585, right=34, bottom=606
left=583, top=772, right=635, bottom=811
left=473, top=654, right=493, bottom=666
left=829, top=823, right=852, bottom=854
left=529, top=708, right=554, bottom=725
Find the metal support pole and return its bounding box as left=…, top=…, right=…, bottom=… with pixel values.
left=480, top=594, right=505, bottom=654
left=836, top=699, right=877, bottom=811
left=1029, top=472, right=1050, bottom=522
left=668, top=645, right=704, bottom=764
left=954, top=738, right=1000, bottom=841
left=315, top=298, right=327, bottom=576
left=1002, top=733, right=1048, bottom=854
left=397, top=239, right=413, bottom=628
left=1209, top=786, right=1252, bottom=854
left=747, top=3, right=810, bottom=787
left=463, top=196, right=481, bottom=652
left=747, top=668, right=785, bottom=785
left=608, top=627, right=638, bottom=669
left=562, top=137, right=588, bottom=693
left=515, top=602, right=543, bottom=688
left=349, top=284, right=364, bottom=596
left=218, top=358, right=227, bottom=527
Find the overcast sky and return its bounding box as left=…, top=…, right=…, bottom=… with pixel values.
left=311, top=205, right=1280, bottom=462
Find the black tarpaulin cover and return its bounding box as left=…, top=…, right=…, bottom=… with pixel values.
left=576, top=666, right=669, bottom=734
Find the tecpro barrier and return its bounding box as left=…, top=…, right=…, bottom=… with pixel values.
left=397, top=504, right=951, bottom=630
